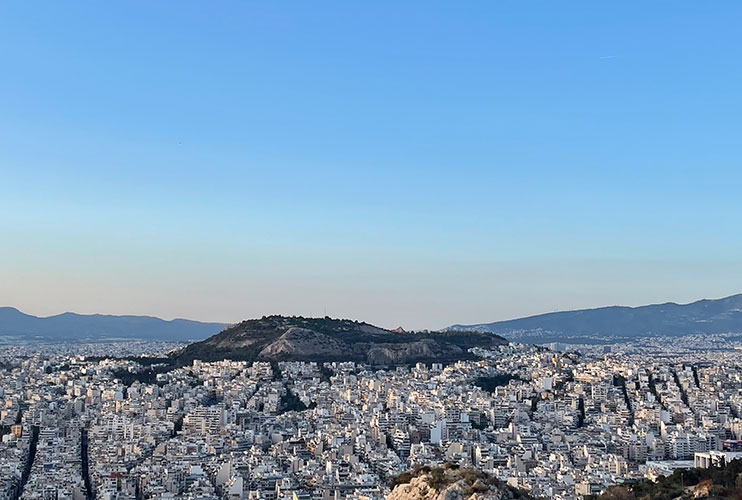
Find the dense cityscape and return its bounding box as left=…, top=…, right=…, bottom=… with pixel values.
left=2, top=334, right=742, bottom=500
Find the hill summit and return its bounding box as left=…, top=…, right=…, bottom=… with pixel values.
left=174, top=315, right=507, bottom=365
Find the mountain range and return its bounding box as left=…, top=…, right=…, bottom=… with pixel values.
left=0, top=307, right=226, bottom=342
left=3, top=293, right=741, bottom=346
left=449, top=294, right=742, bottom=343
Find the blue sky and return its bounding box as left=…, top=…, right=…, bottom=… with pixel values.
left=1, top=1, right=741, bottom=329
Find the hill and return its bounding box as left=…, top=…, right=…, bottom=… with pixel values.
left=0, top=307, right=227, bottom=342
left=449, top=294, right=742, bottom=343
left=173, top=315, right=508, bottom=365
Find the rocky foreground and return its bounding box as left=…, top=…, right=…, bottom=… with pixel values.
left=389, top=466, right=534, bottom=500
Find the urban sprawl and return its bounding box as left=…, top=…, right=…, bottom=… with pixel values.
left=2, top=334, right=742, bottom=500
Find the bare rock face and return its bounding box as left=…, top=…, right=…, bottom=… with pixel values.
left=389, top=467, right=531, bottom=500
left=258, top=327, right=348, bottom=359
left=365, top=339, right=460, bottom=365
left=388, top=475, right=435, bottom=500
left=388, top=475, right=515, bottom=500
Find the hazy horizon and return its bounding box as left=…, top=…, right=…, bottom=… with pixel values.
left=2, top=2, right=742, bottom=331
left=4, top=289, right=741, bottom=332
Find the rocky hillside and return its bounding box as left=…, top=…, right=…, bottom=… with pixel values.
left=173, top=315, right=507, bottom=365
left=389, top=465, right=533, bottom=500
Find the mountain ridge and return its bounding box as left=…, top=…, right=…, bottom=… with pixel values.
left=448, top=293, right=742, bottom=342
left=0, top=307, right=227, bottom=341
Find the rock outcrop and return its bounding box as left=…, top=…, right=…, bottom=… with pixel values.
left=389, top=467, right=533, bottom=500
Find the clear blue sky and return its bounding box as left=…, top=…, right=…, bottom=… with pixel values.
left=1, top=1, right=741, bottom=329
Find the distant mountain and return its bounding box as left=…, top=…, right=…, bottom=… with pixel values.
left=449, top=294, right=742, bottom=343
left=174, top=315, right=508, bottom=365
left=0, top=307, right=227, bottom=342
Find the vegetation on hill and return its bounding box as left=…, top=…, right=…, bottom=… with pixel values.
left=110, top=367, right=167, bottom=387
left=473, top=374, right=522, bottom=392
left=278, top=385, right=310, bottom=414
left=586, top=459, right=742, bottom=500
left=173, top=315, right=508, bottom=365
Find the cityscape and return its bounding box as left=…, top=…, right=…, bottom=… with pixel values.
left=2, top=327, right=742, bottom=499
